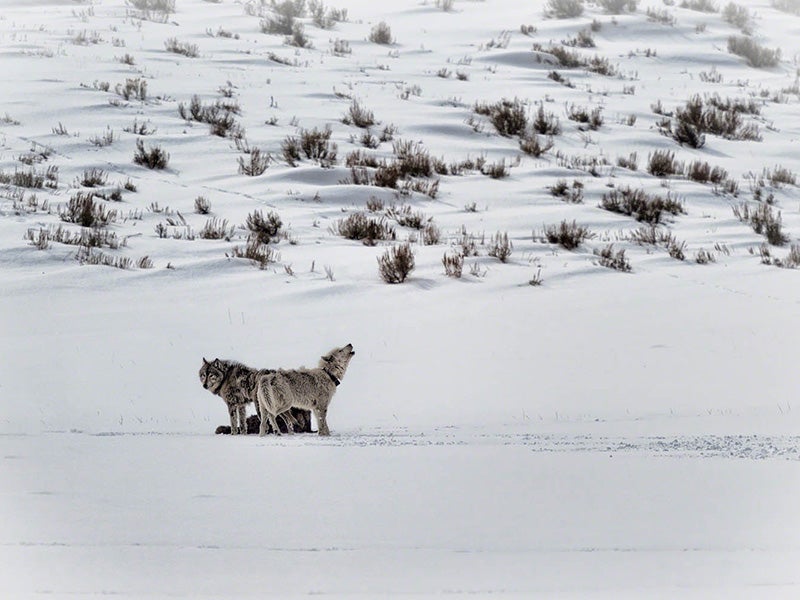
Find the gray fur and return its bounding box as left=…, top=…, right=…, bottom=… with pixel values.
left=199, top=358, right=271, bottom=435
left=257, top=344, right=355, bottom=436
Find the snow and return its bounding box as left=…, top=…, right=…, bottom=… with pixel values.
left=2, top=0, right=800, bottom=597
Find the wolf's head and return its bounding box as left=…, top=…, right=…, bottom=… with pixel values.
left=318, top=343, right=355, bottom=381
left=199, top=358, right=226, bottom=394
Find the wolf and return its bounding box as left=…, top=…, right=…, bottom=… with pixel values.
left=199, top=358, right=311, bottom=435
left=257, top=343, right=355, bottom=436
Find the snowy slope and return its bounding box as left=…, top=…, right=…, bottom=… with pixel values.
left=1, top=0, right=800, bottom=597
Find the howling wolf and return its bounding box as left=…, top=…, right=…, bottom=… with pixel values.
left=257, top=344, right=355, bottom=436
left=199, top=358, right=311, bottom=435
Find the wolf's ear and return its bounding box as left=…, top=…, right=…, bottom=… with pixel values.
left=203, top=357, right=209, bottom=365
left=321, top=355, right=332, bottom=362
left=212, top=358, right=221, bottom=367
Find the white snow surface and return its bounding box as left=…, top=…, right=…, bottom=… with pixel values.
left=1, top=0, right=800, bottom=597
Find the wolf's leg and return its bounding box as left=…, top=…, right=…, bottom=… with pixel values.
left=228, top=405, right=239, bottom=435
left=237, top=405, right=247, bottom=434
left=315, top=407, right=330, bottom=436
left=267, top=412, right=282, bottom=436
left=258, top=412, right=270, bottom=436
left=279, top=411, right=298, bottom=435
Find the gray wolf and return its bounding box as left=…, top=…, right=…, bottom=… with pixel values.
left=257, top=344, right=355, bottom=436
left=199, top=358, right=311, bottom=435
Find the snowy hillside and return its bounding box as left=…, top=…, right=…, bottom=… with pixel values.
left=1, top=0, right=800, bottom=597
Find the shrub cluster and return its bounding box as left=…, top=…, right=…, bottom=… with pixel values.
left=665, top=94, right=761, bottom=147
left=164, top=38, right=198, bottom=58
left=333, top=212, right=396, bottom=245
left=133, top=139, right=169, bottom=169
left=474, top=98, right=528, bottom=137
left=546, top=0, right=584, bottom=18
left=178, top=95, right=243, bottom=138
left=238, top=147, right=272, bottom=176
left=59, top=192, right=117, bottom=227
left=733, top=202, right=788, bottom=245
left=246, top=210, right=283, bottom=244
left=594, top=244, right=632, bottom=272
left=542, top=220, right=594, bottom=250
left=549, top=179, right=584, bottom=203
left=378, top=243, right=415, bottom=283
left=0, top=165, right=58, bottom=189
left=727, top=36, right=780, bottom=68
left=282, top=126, right=338, bottom=167
left=598, top=0, right=638, bottom=13
left=488, top=231, right=513, bottom=262
left=566, top=104, right=603, bottom=130
left=600, top=186, right=684, bottom=225
left=369, top=21, right=394, bottom=45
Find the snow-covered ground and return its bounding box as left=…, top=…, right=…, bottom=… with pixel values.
left=2, top=0, right=800, bottom=597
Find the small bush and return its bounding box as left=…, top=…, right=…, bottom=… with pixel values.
left=378, top=243, right=415, bottom=283
left=298, top=126, right=337, bottom=166
left=616, top=152, right=638, bottom=171
left=230, top=236, right=280, bottom=269
left=123, top=118, right=156, bottom=136
left=194, top=196, right=211, bottom=214
left=532, top=104, right=561, bottom=135
left=88, top=128, right=116, bottom=147
left=442, top=252, right=464, bottom=277
left=694, top=249, right=716, bottom=264
left=115, top=77, right=147, bottom=101
left=246, top=210, right=283, bottom=244
left=133, top=139, right=169, bottom=169
left=386, top=204, right=428, bottom=229
left=59, top=192, right=116, bottom=227
left=764, top=165, right=797, bottom=187
left=600, top=186, right=684, bottom=224
left=75, top=247, right=131, bottom=270
left=238, top=147, right=271, bottom=176
left=685, top=160, right=728, bottom=184
left=128, top=0, right=175, bottom=21
left=566, top=104, right=603, bottom=130
left=482, top=159, right=509, bottom=179
left=647, top=149, right=682, bottom=177
left=333, top=213, right=395, bottom=245
left=343, top=99, right=376, bottom=128
left=488, top=231, right=513, bottom=262
left=549, top=179, right=584, bottom=203
left=563, top=29, right=595, bottom=48
left=260, top=0, right=303, bottom=35
left=369, top=21, right=394, bottom=45
left=542, top=220, right=594, bottom=250
left=393, top=140, right=434, bottom=178
left=200, top=218, right=234, bottom=240
left=546, top=0, right=584, bottom=18
left=76, top=168, right=108, bottom=188
left=478, top=98, right=528, bottom=137
left=422, top=222, right=441, bottom=245
left=680, top=0, right=717, bottom=11
left=722, top=2, right=753, bottom=33
left=733, top=202, right=789, bottom=245
left=520, top=133, right=554, bottom=157
left=598, top=0, right=638, bottom=13
left=727, top=35, right=780, bottom=68
left=164, top=38, right=199, bottom=58
left=669, top=95, right=760, bottom=144
left=287, top=23, right=311, bottom=48
left=594, top=244, right=632, bottom=272
left=646, top=7, right=677, bottom=24
left=0, top=166, right=58, bottom=189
